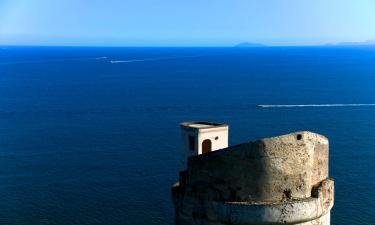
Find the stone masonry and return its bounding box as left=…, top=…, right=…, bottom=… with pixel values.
left=172, top=131, right=334, bottom=225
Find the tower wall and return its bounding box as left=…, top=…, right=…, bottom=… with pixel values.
left=172, top=131, right=334, bottom=225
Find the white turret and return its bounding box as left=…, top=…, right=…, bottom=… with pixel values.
left=180, top=121, right=229, bottom=157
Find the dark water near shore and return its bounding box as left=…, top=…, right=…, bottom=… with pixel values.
left=1, top=46, right=375, bottom=224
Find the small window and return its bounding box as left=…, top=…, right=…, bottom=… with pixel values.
left=188, top=136, right=195, bottom=151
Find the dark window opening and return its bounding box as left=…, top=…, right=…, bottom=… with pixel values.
left=296, top=134, right=302, bottom=140
left=188, top=136, right=195, bottom=151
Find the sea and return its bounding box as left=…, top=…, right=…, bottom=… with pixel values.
left=1, top=46, right=375, bottom=224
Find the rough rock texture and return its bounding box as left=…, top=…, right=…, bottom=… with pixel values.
left=172, top=131, right=334, bottom=225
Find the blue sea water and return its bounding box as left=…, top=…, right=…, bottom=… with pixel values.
left=1, top=46, right=375, bottom=224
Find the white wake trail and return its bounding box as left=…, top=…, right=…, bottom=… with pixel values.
left=0, top=56, right=108, bottom=65
left=109, top=54, right=209, bottom=64
left=258, top=104, right=375, bottom=108
left=110, top=57, right=176, bottom=64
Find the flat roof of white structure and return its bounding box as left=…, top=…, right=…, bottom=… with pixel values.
left=180, top=121, right=228, bottom=129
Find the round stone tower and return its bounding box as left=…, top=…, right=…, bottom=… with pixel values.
left=172, top=128, right=334, bottom=225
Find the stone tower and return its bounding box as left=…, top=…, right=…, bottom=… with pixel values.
left=172, top=125, right=334, bottom=225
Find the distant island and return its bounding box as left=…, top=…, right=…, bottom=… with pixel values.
left=235, top=40, right=375, bottom=48
left=235, top=42, right=266, bottom=47
left=333, top=40, right=375, bottom=46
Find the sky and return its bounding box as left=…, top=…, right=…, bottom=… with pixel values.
left=0, top=0, right=375, bottom=46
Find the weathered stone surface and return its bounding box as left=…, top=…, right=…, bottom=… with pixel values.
left=172, top=131, right=334, bottom=225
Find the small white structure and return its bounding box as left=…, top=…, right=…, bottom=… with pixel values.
left=180, top=121, right=229, bottom=157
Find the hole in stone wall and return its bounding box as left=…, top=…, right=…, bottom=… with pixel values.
left=296, top=134, right=302, bottom=140
left=283, top=189, right=292, bottom=199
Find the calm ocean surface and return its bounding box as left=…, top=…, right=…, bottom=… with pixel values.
left=1, top=46, right=375, bottom=224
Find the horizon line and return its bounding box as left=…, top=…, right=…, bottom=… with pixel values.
left=2, top=44, right=375, bottom=48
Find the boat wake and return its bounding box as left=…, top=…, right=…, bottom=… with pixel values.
left=110, top=55, right=207, bottom=64
left=110, top=57, right=169, bottom=64
left=110, top=56, right=184, bottom=64
left=258, top=104, right=375, bottom=108
left=0, top=54, right=206, bottom=65
left=0, top=56, right=108, bottom=65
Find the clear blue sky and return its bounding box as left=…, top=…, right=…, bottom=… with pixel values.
left=1, top=0, right=375, bottom=46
